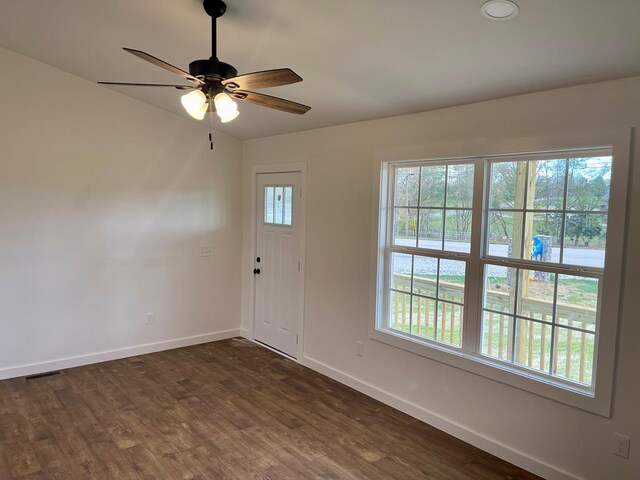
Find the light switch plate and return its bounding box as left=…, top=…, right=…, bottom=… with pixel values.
left=200, top=246, right=214, bottom=257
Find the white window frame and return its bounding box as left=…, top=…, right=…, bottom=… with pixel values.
left=368, top=129, right=631, bottom=416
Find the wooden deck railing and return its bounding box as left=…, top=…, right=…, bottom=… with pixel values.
left=392, top=274, right=595, bottom=385
left=392, top=275, right=463, bottom=347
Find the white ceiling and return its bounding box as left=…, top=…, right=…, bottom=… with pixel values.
left=1, top=0, right=640, bottom=140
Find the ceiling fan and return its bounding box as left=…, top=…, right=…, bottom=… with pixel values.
left=98, top=0, right=310, bottom=123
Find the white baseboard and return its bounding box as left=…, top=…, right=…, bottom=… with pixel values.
left=300, top=355, right=583, bottom=480
left=0, top=329, right=241, bottom=380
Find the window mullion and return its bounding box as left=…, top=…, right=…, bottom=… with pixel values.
left=559, top=158, right=570, bottom=264
left=462, top=158, right=486, bottom=354
left=409, top=255, right=415, bottom=334
left=386, top=167, right=399, bottom=253
left=390, top=245, right=469, bottom=261
left=480, top=256, right=603, bottom=278
left=442, top=165, right=448, bottom=251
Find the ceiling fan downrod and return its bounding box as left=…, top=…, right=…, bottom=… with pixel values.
left=188, top=0, right=236, bottom=91
left=203, top=0, right=226, bottom=59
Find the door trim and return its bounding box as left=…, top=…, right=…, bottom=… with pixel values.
left=248, top=163, right=307, bottom=360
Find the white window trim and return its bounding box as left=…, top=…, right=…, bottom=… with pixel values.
left=368, top=129, right=631, bottom=417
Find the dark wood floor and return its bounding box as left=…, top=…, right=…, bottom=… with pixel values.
left=0, top=338, right=541, bottom=479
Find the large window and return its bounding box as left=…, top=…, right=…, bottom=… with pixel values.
left=375, top=142, right=628, bottom=412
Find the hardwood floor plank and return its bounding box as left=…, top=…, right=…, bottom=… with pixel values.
left=0, top=339, right=541, bottom=479
left=4, top=439, right=42, bottom=478
left=122, top=444, right=179, bottom=480
left=32, top=438, right=66, bottom=474
left=89, top=441, right=143, bottom=480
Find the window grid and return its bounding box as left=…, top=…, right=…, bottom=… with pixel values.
left=387, top=163, right=473, bottom=349
left=392, top=164, right=474, bottom=252
left=384, top=150, right=612, bottom=390
left=388, top=253, right=467, bottom=346
left=264, top=185, right=294, bottom=226
left=480, top=155, right=609, bottom=386
left=389, top=255, right=464, bottom=347
left=484, top=157, right=609, bottom=269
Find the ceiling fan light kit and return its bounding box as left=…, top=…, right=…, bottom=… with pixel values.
left=181, top=89, right=208, bottom=120
left=98, top=0, right=310, bottom=124
left=214, top=92, right=239, bottom=122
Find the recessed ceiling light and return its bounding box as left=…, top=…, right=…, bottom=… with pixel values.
left=481, top=0, right=519, bottom=20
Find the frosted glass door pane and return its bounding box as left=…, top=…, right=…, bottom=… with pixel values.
left=264, top=187, right=274, bottom=223
left=284, top=187, right=293, bottom=225
left=274, top=186, right=284, bottom=223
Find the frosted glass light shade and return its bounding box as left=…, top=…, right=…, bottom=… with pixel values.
left=219, top=110, right=239, bottom=123
left=214, top=92, right=238, bottom=122
left=181, top=90, right=208, bottom=120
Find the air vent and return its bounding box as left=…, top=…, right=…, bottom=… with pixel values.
left=25, top=370, right=62, bottom=380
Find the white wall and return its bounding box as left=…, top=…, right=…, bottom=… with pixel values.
left=0, top=46, right=243, bottom=376
left=3, top=41, right=639, bottom=480
left=241, top=77, right=640, bottom=480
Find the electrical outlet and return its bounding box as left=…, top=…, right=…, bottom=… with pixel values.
left=145, top=312, right=154, bottom=326
left=200, top=246, right=214, bottom=257
left=614, top=433, right=631, bottom=459
left=356, top=340, right=364, bottom=357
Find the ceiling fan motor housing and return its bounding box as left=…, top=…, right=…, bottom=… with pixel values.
left=189, top=58, right=237, bottom=82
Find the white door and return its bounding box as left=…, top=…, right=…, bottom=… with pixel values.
left=254, top=172, right=303, bottom=357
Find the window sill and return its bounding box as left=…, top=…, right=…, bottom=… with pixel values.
left=369, top=326, right=609, bottom=416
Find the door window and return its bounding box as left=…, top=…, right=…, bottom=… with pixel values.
left=264, top=185, right=293, bottom=226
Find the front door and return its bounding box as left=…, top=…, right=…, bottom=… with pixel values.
left=254, top=172, right=303, bottom=357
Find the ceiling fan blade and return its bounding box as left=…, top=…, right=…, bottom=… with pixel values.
left=123, top=48, right=204, bottom=85
left=98, top=81, right=194, bottom=90
left=229, top=90, right=311, bottom=115
left=222, top=68, right=302, bottom=91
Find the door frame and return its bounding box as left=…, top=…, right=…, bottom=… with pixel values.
left=248, top=162, right=307, bottom=360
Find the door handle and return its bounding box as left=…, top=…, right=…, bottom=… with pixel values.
left=253, top=268, right=261, bottom=275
